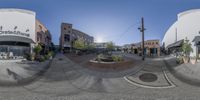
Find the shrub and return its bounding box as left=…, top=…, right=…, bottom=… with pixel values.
left=25, top=53, right=35, bottom=61
left=112, top=55, right=123, bottom=62
left=176, top=57, right=183, bottom=64
left=39, top=56, right=45, bottom=62
left=44, top=55, right=49, bottom=60
left=34, top=44, right=42, bottom=55
left=35, top=55, right=45, bottom=62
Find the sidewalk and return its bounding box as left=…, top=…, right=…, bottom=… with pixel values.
left=0, top=59, right=51, bottom=86
left=164, top=56, right=200, bottom=86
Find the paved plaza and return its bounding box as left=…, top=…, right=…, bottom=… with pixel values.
left=0, top=53, right=200, bottom=100
left=0, top=59, right=50, bottom=86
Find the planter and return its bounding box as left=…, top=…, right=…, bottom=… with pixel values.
left=197, top=58, right=200, bottom=63
left=176, top=57, right=183, bottom=64
left=190, top=59, right=197, bottom=64
left=183, top=57, right=189, bottom=64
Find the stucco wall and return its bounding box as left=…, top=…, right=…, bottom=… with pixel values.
left=162, top=9, right=200, bottom=56
left=0, top=9, right=36, bottom=42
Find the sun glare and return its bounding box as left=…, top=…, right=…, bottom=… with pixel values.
left=96, top=37, right=103, bottom=43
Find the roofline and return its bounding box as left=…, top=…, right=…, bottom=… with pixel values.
left=0, top=8, right=36, bottom=16
left=72, top=29, right=93, bottom=38
left=178, top=9, right=200, bottom=19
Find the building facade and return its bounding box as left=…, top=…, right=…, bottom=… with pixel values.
left=124, top=40, right=160, bottom=56
left=36, top=20, right=52, bottom=54
left=60, top=23, right=94, bottom=52
left=94, top=42, right=108, bottom=49
left=162, top=9, right=200, bottom=58
left=0, top=8, right=52, bottom=59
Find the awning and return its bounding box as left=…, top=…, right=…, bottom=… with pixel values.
left=0, top=36, right=34, bottom=43
left=166, top=39, right=184, bottom=49
left=192, top=36, right=200, bottom=46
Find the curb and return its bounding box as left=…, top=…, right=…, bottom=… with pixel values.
left=164, top=59, right=200, bottom=87
left=0, top=59, right=53, bottom=87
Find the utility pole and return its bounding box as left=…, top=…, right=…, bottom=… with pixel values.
left=138, top=17, right=146, bottom=61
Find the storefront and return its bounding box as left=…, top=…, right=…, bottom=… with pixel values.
left=0, top=36, right=34, bottom=59
left=0, top=8, right=36, bottom=59
left=193, top=36, right=200, bottom=58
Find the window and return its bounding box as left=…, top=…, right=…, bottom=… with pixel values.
left=156, top=42, right=158, bottom=44
left=37, top=33, right=42, bottom=42
left=64, top=34, right=70, bottom=42
left=64, top=27, right=67, bottom=30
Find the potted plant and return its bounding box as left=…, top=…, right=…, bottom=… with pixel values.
left=176, top=56, right=183, bottom=64
left=34, top=44, right=42, bottom=61
left=197, top=57, right=200, bottom=63
left=30, top=53, right=35, bottom=61
left=190, top=56, right=197, bottom=64
left=181, top=38, right=193, bottom=63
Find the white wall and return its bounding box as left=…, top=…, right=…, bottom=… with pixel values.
left=162, top=21, right=178, bottom=47
left=162, top=9, right=200, bottom=56
left=0, top=9, right=36, bottom=42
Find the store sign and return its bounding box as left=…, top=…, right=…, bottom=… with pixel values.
left=0, top=30, right=30, bottom=37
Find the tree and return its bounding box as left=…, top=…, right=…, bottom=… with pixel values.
left=87, top=44, right=95, bottom=50
left=34, top=44, right=42, bottom=55
left=181, top=38, right=193, bottom=57
left=181, top=38, right=193, bottom=63
left=106, top=42, right=114, bottom=51
left=73, top=39, right=86, bottom=50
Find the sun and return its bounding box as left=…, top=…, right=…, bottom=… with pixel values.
left=96, top=37, right=103, bottom=43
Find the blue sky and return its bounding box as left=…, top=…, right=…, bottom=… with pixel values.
left=1, top=0, right=200, bottom=45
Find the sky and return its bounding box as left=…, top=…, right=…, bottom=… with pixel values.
left=1, top=0, right=200, bottom=46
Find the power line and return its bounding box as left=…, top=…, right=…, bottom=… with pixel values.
left=115, top=21, right=140, bottom=42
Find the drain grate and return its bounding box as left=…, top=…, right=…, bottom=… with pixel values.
left=139, top=73, right=158, bottom=82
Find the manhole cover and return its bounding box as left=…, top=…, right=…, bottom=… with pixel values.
left=139, top=73, right=158, bottom=82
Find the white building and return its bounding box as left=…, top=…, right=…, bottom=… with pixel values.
left=162, top=9, right=200, bottom=57
left=0, top=8, right=53, bottom=60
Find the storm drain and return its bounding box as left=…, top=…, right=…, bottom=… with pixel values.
left=139, top=73, right=158, bottom=82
